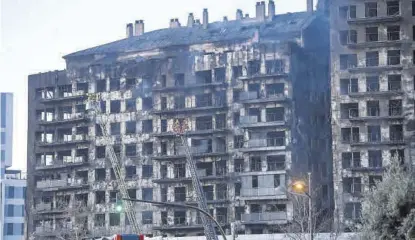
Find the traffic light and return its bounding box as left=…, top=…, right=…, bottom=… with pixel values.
left=115, top=201, right=123, bottom=212
left=114, top=234, right=144, bottom=240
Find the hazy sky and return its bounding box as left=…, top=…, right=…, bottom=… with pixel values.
left=0, top=0, right=307, bottom=170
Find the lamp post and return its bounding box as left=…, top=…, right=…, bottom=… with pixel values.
left=122, top=198, right=228, bottom=240
left=291, top=172, right=313, bottom=240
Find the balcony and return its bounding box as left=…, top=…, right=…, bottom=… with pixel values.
left=347, top=15, right=402, bottom=25
left=241, top=138, right=285, bottom=152
left=36, top=178, right=89, bottom=191
left=241, top=212, right=287, bottom=224
left=240, top=187, right=286, bottom=200
left=38, top=113, right=88, bottom=126
left=37, top=134, right=90, bottom=148
left=153, top=80, right=227, bottom=92
left=40, top=92, right=86, bottom=104
left=35, top=202, right=67, bottom=214
left=239, top=91, right=288, bottom=104
left=35, top=156, right=89, bottom=171
left=239, top=69, right=287, bottom=81
left=348, top=61, right=403, bottom=73
left=152, top=100, right=227, bottom=115
left=187, top=122, right=228, bottom=136
left=347, top=40, right=407, bottom=49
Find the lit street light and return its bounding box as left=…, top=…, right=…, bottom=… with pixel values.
left=289, top=173, right=313, bottom=240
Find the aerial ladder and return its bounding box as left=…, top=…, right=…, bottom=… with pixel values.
left=88, top=93, right=142, bottom=234
left=173, top=120, right=218, bottom=240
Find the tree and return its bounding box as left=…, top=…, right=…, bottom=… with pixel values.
left=359, top=156, right=415, bottom=240
left=277, top=183, right=343, bottom=240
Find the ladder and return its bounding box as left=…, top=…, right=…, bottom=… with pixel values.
left=88, top=94, right=142, bottom=234
left=174, top=119, right=218, bottom=240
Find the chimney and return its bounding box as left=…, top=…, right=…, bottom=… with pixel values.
left=195, top=19, right=201, bottom=25
left=126, top=23, right=133, bottom=38
left=169, top=19, right=181, bottom=28
left=134, top=20, right=144, bottom=36
left=268, top=0, right=275, bottom=19
left=236, top=9, right=243, bottom=20
left=223, top=16, right=228, bottom=22
left=245, top=13, right=250, bottom=18
left=187, top=13, right=194, bottom=27
left=259, top=1, right=266, bottom=20
left=255, top=2, right=261, bottom=19
left=307, top=0, right=314, bottom=13
left=203, top=8, right=209, bottom=29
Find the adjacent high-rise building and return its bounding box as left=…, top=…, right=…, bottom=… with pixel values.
left=0, top=93, right=13, bottom=178
left=329, top=0, right=415, bottom=229
left=26, top=1, right=332, bottom=238
left=0, top=93, right=26, bottom=240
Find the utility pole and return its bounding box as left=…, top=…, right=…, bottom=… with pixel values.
left=308, top=172, right=313, bottom=240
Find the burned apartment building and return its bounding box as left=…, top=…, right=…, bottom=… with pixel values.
left=26, top=1, right=331, bottom=238
left=330, top=0, right=415, bottom=230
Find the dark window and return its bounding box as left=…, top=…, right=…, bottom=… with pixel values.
left=110, top=213, right=120, bottom=226
left=340, top=54, right=357, bottom=70
left=142, top=165, right=153, bottom=178
left=344, top=203, right=361, bottom=220
left=96, top=80, right=106, bottom=93
left=274, top=175, right=280, bottom=187
left=235, top=183, right=241, bottom=196
left=366, top=76, right=379, bottom=92
left=125, top=166, right=136, bottom=179
left=7, top=205, right=13, bottom=217
left=142, top=120, right=153, bottom=133
left=368, top=150, right=382, bottom=168
left=6, top=223, right=13, bottom=235
left=109, top=79, right=120, bottom=91
left=96, top=146, right=106, bottom=158
left=142, top=188, right=153, bottom=201
left=110, top=100, right=121, bottom=113
left=387, top=26, right=400, bottom=41
left=388, top=75, right=401, bottom=90
left=413, top=1, right=415, bottom=16
left=340, top=78, right=358, bottom=94
left=252, top=176, right=258, bottom=188
left=142, top=211, right=153, bottom=224
left=95, top=191, right=105, bottom=204
left=387, top=1, right=400, bottom=16
left=174, top=73, right=185, bottom=86
left=125, top=121, right=136, bottom=134
left=125, top=144, right=136, bottom=157
left=126, top=98, right=136, bottom=112
left=340, top=30, right=357, bottom=45
left=365, top=2, right=377, bottom=18
left=387, top=50, right=400, bottom=65
left=7, top=186, right=14, bottom=198
left=366, top=51, right=379, bottom=66
left=95, top=214, right=105, bottom=226
left=110, top=123, right=121, bottom=135
left=366, top=27, right=378, bottom=42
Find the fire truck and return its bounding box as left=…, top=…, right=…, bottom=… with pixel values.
left=94, top=234, right=145, bottom=240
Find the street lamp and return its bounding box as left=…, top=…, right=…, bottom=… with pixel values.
left=290, top=172, right=313, bottom=240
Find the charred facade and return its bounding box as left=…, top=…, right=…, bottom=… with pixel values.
left=27, top=1, right=331, bottom=238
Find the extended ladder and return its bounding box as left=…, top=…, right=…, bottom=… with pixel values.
left=88, top=94, right=142, bottom=234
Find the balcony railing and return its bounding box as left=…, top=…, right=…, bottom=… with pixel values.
left=38, top=113, right=87, bottom=124
left=246, top=138, right=285, bottom=148
left=239, top=91, right=258, bottom=101
left=240, top=116, right=258, bottom=125
left=241, top=212, right=287, bottom=223
left=241, top=187, right=285, bottom=197
left=389, top=107, right=402, bottom=116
